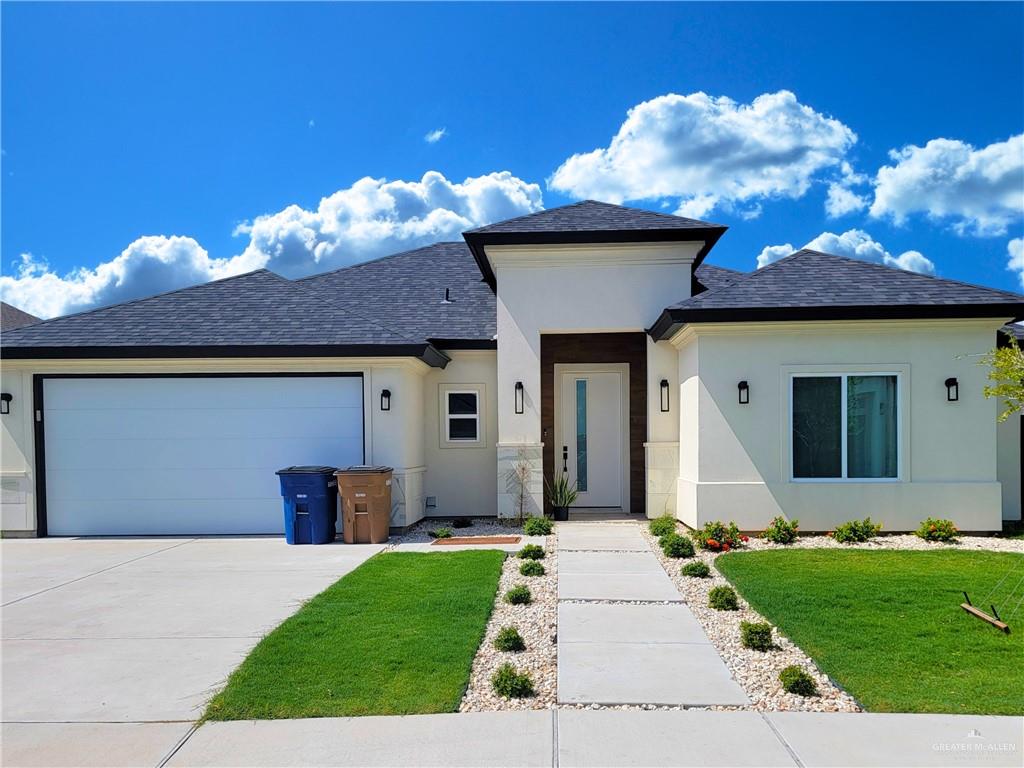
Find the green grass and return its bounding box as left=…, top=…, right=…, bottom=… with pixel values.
left=715, top=549, right=1024, bottom=715
left=205, top=550, right=505, bottom=720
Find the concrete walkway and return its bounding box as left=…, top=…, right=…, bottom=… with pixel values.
left=555, top=521, right=748, bottom=707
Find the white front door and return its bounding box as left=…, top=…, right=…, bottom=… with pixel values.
left=557, top=367, right=627, bottom=509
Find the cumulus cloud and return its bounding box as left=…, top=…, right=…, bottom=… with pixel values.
left=424, top=128, right=447, bottom=144
left=1, top=171, right=542, bottom=318
left=1008, top=238, right=1024, bottom=289
left=549, top=90, right=856, bottom=219
left=870, top=135, right=1024, bottom=236
left=756, top=229, right=935, bottom=275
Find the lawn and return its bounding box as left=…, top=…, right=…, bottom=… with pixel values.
left=205, top=550, right=505, bottom=720
left=715, top=549, right=1024, bottom=715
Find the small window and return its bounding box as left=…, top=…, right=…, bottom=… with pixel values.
left=446, top=390, right=479, bottom=442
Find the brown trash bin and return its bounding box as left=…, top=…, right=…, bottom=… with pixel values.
left=336, top=466, right=392, bottom=544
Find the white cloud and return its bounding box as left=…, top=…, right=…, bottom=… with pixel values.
left=549, top=90, right=856, bottom=219
left=825, top=182, right=869, bottom=217
left=308, top=119, right=315, bottom=129
left=1, top=171, right=542, bottom=318
left=424, top=127, right=447, bottom=144
left=870, top=135, right=1024, bottom=236
left=756, top=229, right=935, bottom=275
left=1008, top=238, right=1024, bottom=289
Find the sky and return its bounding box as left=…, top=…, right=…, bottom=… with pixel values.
left=2, top=2, right=1022, bottom=318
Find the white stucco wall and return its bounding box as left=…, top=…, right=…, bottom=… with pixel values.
left=996, top=406, right=1021, bottom=522
left=673, top=319, right=1009, bottom=532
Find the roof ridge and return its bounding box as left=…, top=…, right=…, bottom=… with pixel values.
left=294, top=241, right=468, bottom=283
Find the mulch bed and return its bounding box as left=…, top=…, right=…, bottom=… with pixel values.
left=432, top=536, right=522, bottom=545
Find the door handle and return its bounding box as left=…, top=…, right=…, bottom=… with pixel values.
left=562, top=446, right=568, bottom=473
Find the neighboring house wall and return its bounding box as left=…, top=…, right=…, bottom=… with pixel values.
left=673, top=319, right=1006, bottom=532
left=996, top=407, right=1022, bottom=522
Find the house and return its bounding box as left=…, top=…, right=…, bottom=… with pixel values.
left=1, top=200, right=1021, bottom=537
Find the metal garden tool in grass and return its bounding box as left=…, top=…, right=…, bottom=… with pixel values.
left=961, top=556, right=1024, bottom=633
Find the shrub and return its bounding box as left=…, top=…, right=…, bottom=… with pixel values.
left=660, top=532, right=695, bottom=558
left=761, top=516, right=799, bottom=545
left=517, top=544, right=546, bottom=560
left=452, top=517, right=473, bottom=529
left=519, top=559, right=546, bottom=577
left=523, top=517, right=554, bottom=536
left=740, top=621, right=773, bottom=651
left=779, top=665, right=818, bottom=696
left=428, top=527, right=453, bottom=539
left=493, top=626, right=526, bottom=652
left=504, top=585, right=532, bottom=605
left=649, top=514, right=677, bottom=538
left=916, top=517, right=959, bottom=542
left=681, top=560, right=711, bottom=578
left=491, top=663, right=535, bottom=698
left=693, top=521, right=748, bottom=551
left=708, top=585, right=739, bottom=611
left=832, top=517, right=882, bottom=543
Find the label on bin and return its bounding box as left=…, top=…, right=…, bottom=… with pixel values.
left=296, top=493, right=308, bottom=499
left=355, top=492, right=366, bottom=498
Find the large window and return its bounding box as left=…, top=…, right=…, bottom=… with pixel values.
left=791, top=374, right=899, bottom=481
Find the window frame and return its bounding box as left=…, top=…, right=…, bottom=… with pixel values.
left=789, top=371, right=902, bottom=483
left=439, top=384, right=486, bottom=449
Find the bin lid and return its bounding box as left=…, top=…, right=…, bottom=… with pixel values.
left=276, top=465, right=338, bottom=475
left=335, top=465, right=393, bottom=474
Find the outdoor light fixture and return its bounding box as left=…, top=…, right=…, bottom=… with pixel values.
left=514, top=381, right=524, bottom=414
left=738, top=380, right=750, bottom=405
left=660, top=379, right=670, bottom=412
left=0, top=393, right=10, bottom=415
left=945, top=377, right=959, bottom=402
left=380, top=389, right=391, bottom=411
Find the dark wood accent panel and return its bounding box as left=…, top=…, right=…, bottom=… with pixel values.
left=540, top=333, right=647, bottom=516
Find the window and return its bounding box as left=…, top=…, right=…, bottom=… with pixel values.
left=446, top=391, right=479, bottom=441
left=791, top=374, right=898, bottom=481
left=575, top=379, right=588, bottom=492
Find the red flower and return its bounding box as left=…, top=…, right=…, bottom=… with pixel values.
left=740, top=535, right=750, bottom=542
left=707, top=538, right=720, bottom=549
left=722, top=542, right=731, bottom=551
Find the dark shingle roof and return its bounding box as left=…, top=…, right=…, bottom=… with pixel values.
left=465, top=200, right=721, bottom=235
left=693, top=264, right=744, bottom=293
left=650, top=249, right=1024, bottom=340
left=1, top=302, right=41, bottom=331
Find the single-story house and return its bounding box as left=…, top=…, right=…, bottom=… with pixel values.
left=2, top=200, right=1022, bottom=536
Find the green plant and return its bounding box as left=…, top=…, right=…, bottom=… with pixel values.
left=981, top=332, right=1024, bottom=421
left=518, top=560, right=545, bottom=577
left=660, top=532, right=695, bottom=558
left=693, top=520, right=748, bottom=551
left=523, top=517, right=553, bottom=536
left=681, top=560, right=711, bottom=578
left=493, top=626, right=526, bottom=652
left=545, top=472, right=579, bottom=508
left=761, top=516, right=799, bottom=544
left=708, top=585, right=739, bottom=611
left=831, top=517, right=882, bottom=543
left=428, top=527, right=453, bottom=539
left=779, top=665, right=818, bottom=696
left=649, top=514, right=677, bottom=538
left=916, top=517, right=959, bottom=542
left=740, top=621, right=773, bottom=651
left=504, top=584, right=532, bottom=605
left=517, top=544, right=545, bottom=560
left=452, top=517, right=473, bottom=529
left=491, top=663, right=535, bottom=699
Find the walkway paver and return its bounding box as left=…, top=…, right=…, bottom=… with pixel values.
left=559, top=602, right=707, bottom=644
left=1, top=722, right=194, bottom=768
left=557, top=523, right=648, bottom=551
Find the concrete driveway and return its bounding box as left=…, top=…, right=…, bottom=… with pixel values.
left=1, top=536, right=383, bottom=767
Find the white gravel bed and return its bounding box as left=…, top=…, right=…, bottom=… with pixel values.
left=747, top=532, right=1023, bottom=554
left=460, top=532, right=558, bottom=712
left=385, top=517, right=528, bottom=548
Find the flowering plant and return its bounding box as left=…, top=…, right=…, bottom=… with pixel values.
left=915, top=517, right=958, bottom=542
left=694, top=521, right=745, bottom=551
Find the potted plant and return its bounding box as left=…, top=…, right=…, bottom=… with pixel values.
left=545, top=472, right=578, bottom=521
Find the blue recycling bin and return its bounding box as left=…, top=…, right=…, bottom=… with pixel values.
left=276, top=466, right=338, bottom=545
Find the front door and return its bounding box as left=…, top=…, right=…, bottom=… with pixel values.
left=556, top=367, right=627, bottom=509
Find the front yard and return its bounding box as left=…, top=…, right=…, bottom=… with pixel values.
left=715, top=549, right=1024, bottom=715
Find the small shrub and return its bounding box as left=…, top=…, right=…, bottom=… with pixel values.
left=452, top=517, right=473, bottom=529
left=493, top=626, right=526, bottom=652
left=693, top=520, right=748, bottom=551
left=708, top=585, right=739, bottom=611
left=428, top=527, right=453, bottom=539
left=649, top=514, right=677, bottom=538
left=916, top=517, right=959, bottom=542
left=504, top=584, right=532, bottom=605
left=517, top=544, right=546, bottom=560
left=660, top=532, right=695, bottom=558
left=491, top=663, right=535, bottom=698
left=681, top=560, right=711, bottom=578
left=779, top=665, right=818, bottom=696
left=519, top=559, right=546, bottom=577
left=832, top=517, right=882, bottom=543
left=740, top=621, right=773, bottom=651
left=523, top=517, right=554, bottom=536
left=761, top=516, right=799, bottom=545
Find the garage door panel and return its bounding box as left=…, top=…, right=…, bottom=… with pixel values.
left=47, top=499, right=286, bottom=535
left=49, top=468, right=287, bottom=502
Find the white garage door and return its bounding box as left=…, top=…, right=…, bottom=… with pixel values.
left=42, top=375, right=364, bottom=536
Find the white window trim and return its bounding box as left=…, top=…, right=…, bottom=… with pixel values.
left=789, top=371, right=902, bottom=484
left=439, top=384, right=485, bottom=449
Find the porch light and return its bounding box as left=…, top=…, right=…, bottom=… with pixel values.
left=738, top=380, right=750, bottom=405
left=380, top=389, right=391, bottom=411
left=660, top=379, right=670, bottom=412
left=514, top=381, right=524, bottom=414
left=945, top=377, right=959, bottom=402
left=0, top=393, right=10, bottom=415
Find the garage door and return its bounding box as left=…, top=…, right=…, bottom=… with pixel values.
left=41, top=375, right=364, bottom=536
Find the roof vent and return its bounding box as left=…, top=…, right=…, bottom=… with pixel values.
left=441, top=288, right=454, bottom=304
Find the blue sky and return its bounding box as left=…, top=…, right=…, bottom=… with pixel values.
left=2, top=2, right=1022, bottom=317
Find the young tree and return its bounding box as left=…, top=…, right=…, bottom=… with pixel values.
left=982, top=331, right=1024, bottom=421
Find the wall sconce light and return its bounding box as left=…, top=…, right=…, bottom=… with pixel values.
left=738, top=380, right=750, bottom=405
left=0, top=393, right=11, bottom=415
left=660, top=379, right=670, bottom=412
left=380, top=389, right=391, bottom=411
left=945, top=377, right=959, bottom=402
left=514, top=381, right=524, bottom=414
